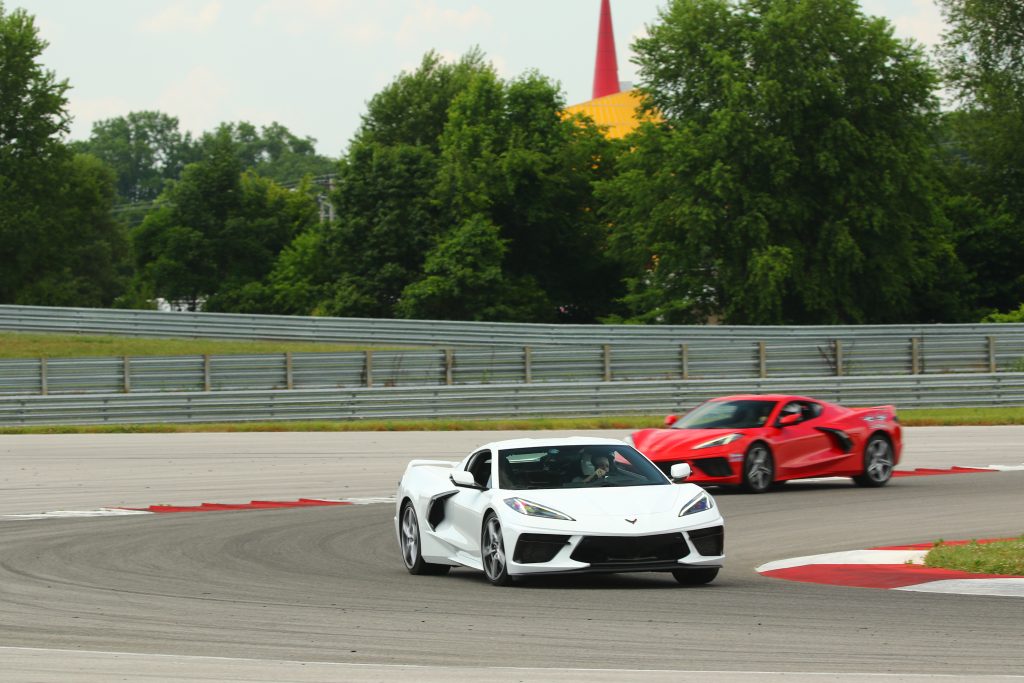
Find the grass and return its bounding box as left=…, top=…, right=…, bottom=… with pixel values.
left=2, top=407, right=1024, bottom=434
left=923, top=536, right=1024, bottom=576
left=0, top=331, right=383, bottom=358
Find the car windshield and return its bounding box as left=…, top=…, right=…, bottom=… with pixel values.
left=497, top=444, right=669, bottom=491
left=673, top=399, right=777, bottom=429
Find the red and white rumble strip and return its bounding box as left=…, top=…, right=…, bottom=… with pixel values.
left=0, top=497, right=395, bottom=520
left=757, top=539, right=1024, bottom=598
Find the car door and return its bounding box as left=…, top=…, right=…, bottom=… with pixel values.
left=771, top=401, right=843, bottom=477
left=443, top=449, right=496, bottom=562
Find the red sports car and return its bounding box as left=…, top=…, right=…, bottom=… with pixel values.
left=627, top=395, right=902, bottom=493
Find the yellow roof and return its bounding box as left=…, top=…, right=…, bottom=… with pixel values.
left=564, top=90, right=660, bottom=139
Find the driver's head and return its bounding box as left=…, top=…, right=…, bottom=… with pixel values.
left=592, top=454, right=610, bottom=471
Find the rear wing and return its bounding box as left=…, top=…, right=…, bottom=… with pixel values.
left=405, top=459, right=460, bottom=469
left=851, top=405, right=898, bottom=421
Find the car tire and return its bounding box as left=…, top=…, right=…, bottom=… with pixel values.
left=481, top=513, right=514, bottom=586
left=741, top=442, right=774, bottom=493
left=853, top=434, right=894, bottom=488
left=399, top=501, right=450, bottom=575
left=672, top=567, right=719, bottom=585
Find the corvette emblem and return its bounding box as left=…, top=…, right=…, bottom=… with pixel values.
left=625, top=517, right=637, bottom=524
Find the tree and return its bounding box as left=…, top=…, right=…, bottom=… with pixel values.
left=196, top=121, right=336, bottom=184
left=598, top=0, right=967, bottom=324
left=132, top=131, right=318, bottom=311
left=936, top=0, right=1024, bottom=316
left=0, top=3, right=127, bottom=306
left=283, top=50, right=623, bottom=322
left=72, top=111, right=195, bottom=203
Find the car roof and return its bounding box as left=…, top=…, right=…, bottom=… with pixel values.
left=709, top=394, right=819, bottom=403
left=477, top=436, right=629, bottom=452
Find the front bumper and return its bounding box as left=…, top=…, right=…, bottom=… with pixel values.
left=500, top=511, right=725, bottom=577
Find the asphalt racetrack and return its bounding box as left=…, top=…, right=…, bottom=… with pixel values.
left=1, top=427, right=1022, bottom=682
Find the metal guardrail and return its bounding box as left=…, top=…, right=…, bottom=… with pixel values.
left=2, top=373, right=1022, bottom=427
left=1, top=335, right=1022, bottom=397
left=3, top=305, right=1024, bottom=352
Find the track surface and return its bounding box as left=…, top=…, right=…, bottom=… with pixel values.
left=1, top=428, right=1022, bottom=681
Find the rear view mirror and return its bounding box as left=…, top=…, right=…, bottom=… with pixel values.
left=670, top=463, right=692, bottom=481
left=450, top=469, right=478, bottom=488
left=664, top=415, right=679, bottom=427
left=777, top=413, right=801, bottom=427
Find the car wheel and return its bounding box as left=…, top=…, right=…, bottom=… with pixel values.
left=399, top=501, right=450, bottom=575
left=741, top=443, right=774, bottom=493
left=481, top=513, right=514, bottom=586
left=672, top=568, right=719, bottom=585
left=853, top=434, right=894, bottom=487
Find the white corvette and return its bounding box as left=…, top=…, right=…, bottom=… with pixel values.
left=394, top=436, right=724, bottom=586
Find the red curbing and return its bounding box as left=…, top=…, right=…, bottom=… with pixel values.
left=757, top=538, right=1024, bottom=596
left=132, top=499, right=354, bottom=513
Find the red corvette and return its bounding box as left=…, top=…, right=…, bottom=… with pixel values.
left=627, top=395, right=903, bottom=493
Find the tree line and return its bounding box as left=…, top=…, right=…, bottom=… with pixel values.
left=1, top=0, right=1022, bottom=324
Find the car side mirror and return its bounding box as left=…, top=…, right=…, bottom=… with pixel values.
left=664, top=414, right=679, bottom=427
left=669, top=463, right=692, bottom=481
left=777, top=412, right=801, bottom=427
left=450, top=469, right=479, bottom=488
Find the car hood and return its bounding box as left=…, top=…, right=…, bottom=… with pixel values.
left=632, top=428, right=750, bottom=455
left=508, top=484, right=703, bottom=518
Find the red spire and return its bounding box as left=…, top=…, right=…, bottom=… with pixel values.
left=592, top=0, right=620, bottom=99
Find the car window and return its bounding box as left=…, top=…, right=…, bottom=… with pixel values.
left=497, top=444, right=668, bottom=491
left=466, top=450, right=492, bottom=488
left=674, top=400, right=777, bottom=429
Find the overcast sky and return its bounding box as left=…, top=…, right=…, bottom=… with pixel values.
left=15, top=0, right=948, bottom=157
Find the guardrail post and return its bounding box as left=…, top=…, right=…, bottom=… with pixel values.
left=445, top=349, right=454, bottom=385
left=834, top=340, right=843, bottom=377
left=988, top=336, right=996, bottom=373
left=603, top=345, right=612, bottom=382
left=910, top=338, right=920, bottom=375
left=203, top=354, right=212, bottom=391
left=40, top=357, right=48, bottom=396
left=681, top=344, right=689, bottom=380
left=758, top=341, right=767, bottom=378
left=524, top=346, right=532, bottom=384
left=123, top=356, right=131, bottom=393
left=364, top=350, right=374, bottom=388
left=285, top=352, right=294, bottom=390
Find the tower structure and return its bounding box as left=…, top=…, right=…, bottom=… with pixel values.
left=592, top=0, right=620, bottom=99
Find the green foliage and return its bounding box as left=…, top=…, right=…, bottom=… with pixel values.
left=599, top=0, right=966, bottom=324
left=132, top=130, right=319, bottom=311
left=72, top=111, right=195, bottom=203
left=280, top=50, right=622, bottom=322
left=983, top=303, right=1024, bottom=323
left=0, top=4, right=127, bottom=306
left=935, top=1, right=1024, bottom=315
left=924, top=536, right=1024, bottom=575
left=196, top=120, right=337, bottom=183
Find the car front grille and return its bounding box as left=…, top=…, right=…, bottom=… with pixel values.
left=656, top=457, right=733, bottom=478
left=570, top=532, right=689, bottom=566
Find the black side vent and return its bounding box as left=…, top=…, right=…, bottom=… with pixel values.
left=688, top=525, right=724, bottom=557
left=513, top=534, right=571, bottom=564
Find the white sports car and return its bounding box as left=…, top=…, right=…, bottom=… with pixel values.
left=394, top=436, right=725, bottom=586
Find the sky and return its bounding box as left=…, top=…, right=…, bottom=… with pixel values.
left=15, top=0, right=948, bottom=157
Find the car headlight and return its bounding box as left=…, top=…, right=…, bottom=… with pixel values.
left=694, top=433, right=743, bottom=449
left=679, top=491, right=714, bottom=516
left=504, top=497, right=575, bottom=521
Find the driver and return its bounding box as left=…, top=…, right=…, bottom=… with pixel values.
left=582, top=454, right=612, bottom=483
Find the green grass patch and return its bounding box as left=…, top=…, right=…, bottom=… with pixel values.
left=2, top=408, right=1023, bottom=434
left=897, top=406, right=1024, bottom=426
left=923, top=536, right=1024, bottom=576
left=0, top=331, right=387, bottom=359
